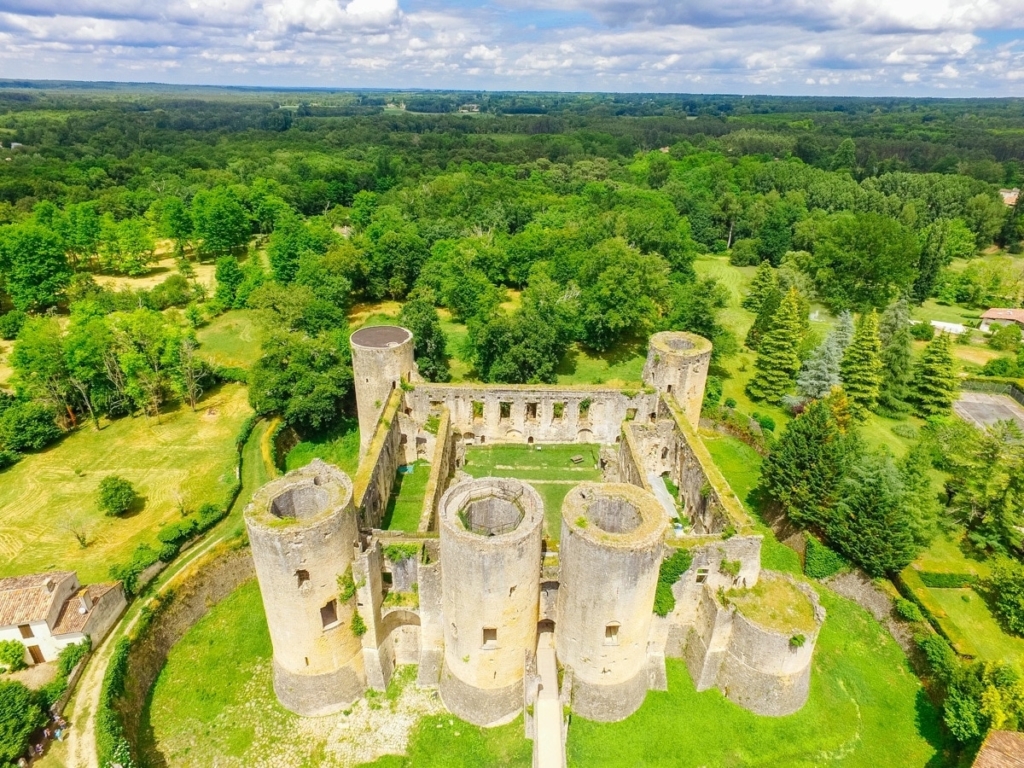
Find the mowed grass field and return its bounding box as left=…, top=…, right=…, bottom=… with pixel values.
left=927, top=587, right=1024, bottom=665
left=0, top=383, right=252, bottom=583
left=196, top=309, right=262, bottom=370
left=144, top=579, right=531, bottom=768
left=383, top=460, right=431, bottom=532
left=462, top=444, right=603, bottom=541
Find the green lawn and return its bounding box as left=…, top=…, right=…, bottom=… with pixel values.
left=927, top=588, right=1024, bottom=665
left=0, top=383, right=253, bottom=583
left=285, top=417, right=361, bottom=477
left=142, top=579, right=532, bottom=768
left=567, top=589, right=948, bottom=767
left=913, top=530, right=993, bottom=580
left=463, top=444, right=603, bottom=542
left=383, top=460, right=431, bottom=532
left=196, top=310, right=262, bottom=370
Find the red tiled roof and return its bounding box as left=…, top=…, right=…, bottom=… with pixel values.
left=982, top=309, right=1024, bottom=323
left=973, top=730, right=1024, bottom=768
left=0, top=571, right=76, bottom=627
left=51, top=583, right=118, bottom=636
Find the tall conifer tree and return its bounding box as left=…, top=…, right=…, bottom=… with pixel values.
left=840, top=310, right=883, bottom=418
left=742, top=261, right=777, bottom=313
left=744, top=285, right=782, bottom=350
left=877, top=297, right=914, bottom=414
left=747, top=287, right=805, bottom=404
left=913, top=333, right=958, bottom=416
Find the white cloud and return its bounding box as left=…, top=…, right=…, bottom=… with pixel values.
left=0, top=0, right=1019, bottom=94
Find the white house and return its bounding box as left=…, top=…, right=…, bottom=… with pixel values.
left=980, top=308, right=1024, bottom=333
left=0, top=571, right=125, bottom=666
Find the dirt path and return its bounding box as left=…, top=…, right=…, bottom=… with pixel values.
left=60, top=420, right=276, bottom=768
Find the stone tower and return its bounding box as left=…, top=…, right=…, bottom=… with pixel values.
left=556, top=483, right=668, bottom=722
left=642, top=331, right=712, bottom=427
left=244, top=460, right=366, bottom=716
left=438, top=478, right=544, bottom=726
left=350, top=325, right=415, bottom=457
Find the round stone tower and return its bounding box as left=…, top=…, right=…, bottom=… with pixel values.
left=642, top=331, right=712, bottom=428
left=438, top=477, right=544, bottom=726
left=556, top=483, right=668, bottom=722
left=245, top=459, right=366, bottom=716
left=350, top=325, right=415, bottom=457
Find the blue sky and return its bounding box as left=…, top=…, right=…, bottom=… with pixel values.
left=0, top=0, right=1022, bottom=95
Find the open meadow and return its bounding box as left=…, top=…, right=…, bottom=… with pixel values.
left=0, top=383, right=252, bottom=583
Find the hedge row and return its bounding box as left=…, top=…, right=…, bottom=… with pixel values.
left=897, top=568, right=979, bottom=658
left=918, top=571, right=979, bottom=589
left=96, top=637, right=134, bottom=768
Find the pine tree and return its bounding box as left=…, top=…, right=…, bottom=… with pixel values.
left=797, top=334, right=843, bottom=400
left=747, top=287, right=805, bottom=404
left=877, top=297, right=914, bottom=414
left=840, top=310, right=883, bottom=418
left=913, top=332, right=958, bottom=417
left=742, top=261, right=777, bottom=313
left=826, top=449, right=918, bottom=577
left=832, top=311, right=855, bottom=352
left=760, top=394, right=859, bottom=530
left=744, top=285, right=781, bottom=349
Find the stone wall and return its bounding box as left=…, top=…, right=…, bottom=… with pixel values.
left=117, top=547, right=255, bottom=757
left=353, top=388, right=405, bottom=530
left=350, top=326, right=415, bottom=457
left=676, top=572, right=824, bottom=717
left=419, top=406, right=456, bottom=532
left=407, top=384, right=658, bottom=446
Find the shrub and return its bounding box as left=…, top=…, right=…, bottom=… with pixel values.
left=351, top=610, right=367, bottom=637
left=988, top=322, right=1022, bottom=352
left=338, top=569, right=357, bottom=602
left=0, top=449, right=19, bottom=470
left=38, top=639, right=91, bottom=708
left=910, top=322, right=935, bottom=341
left=0, top=310, right=26, bottom=340
left=729, top=238, right=761, bottom=266
left=804, top=535, right=846, bottom=579
left=97, top=475, right=137, bottom=517
left=989, top=561, right=1024, bottom=636
left=0, top=640, right=26, bottom=672
left=654, top=549, right=693, bottom=617
left=0, top=402, right=60, bottom=452
left=895, top=597, right=925, bottom=623
left=384, top=543, right=420, bottom=562
left=724, top=397, right=737, bottom=409
left=109, top=543, right=161, bottom=596
left=891, top=423, right=919, bottom=440
left=916, top=633, right=959, bottom=684
left=789, top=634, right=806, bottom=648
left=0, top=679, right=46, bottom=766
left=752, top=413, right=776, bottom=432
left=980, top=357, right=1021, bottom=378
left=704, top=375, right=723, bottom=407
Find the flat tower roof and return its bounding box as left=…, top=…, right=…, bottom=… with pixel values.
left=350, top=325, right=411, bottom=349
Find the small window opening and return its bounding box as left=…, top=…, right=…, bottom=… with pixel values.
left=499, top=402, right=512, bottom=422
left=296, top=569, right=310, bottom=587
left=696, top=568, right=710, bottom=584
left=661, top=447, right=669, bottom=460
left=552, top=402, right=566, bottom=420
left=320, top=599, right=339, bottom=629
left=472, top=401, right=484, bottom=421
left=604, top=622, right=620, bottom=645
left=305, top=657, right=309, bottom=666
left=430, top=400, right=442, bottom=410
left=526, top=402, right=538, bottom=420
left=666, top=384, right=673, bottom=393
left=649, top=412, right=657, bottom=423
left=480, top=435, right=486, bottom=444
left=528, top=436, right=535, bottom=444
left=482, top=627, right=498, bottom=649
left=509, top=585, right=516, bottom=597
left=18, top=625, right=33, bottom=639
left=625, top=408, right=637, bottom=422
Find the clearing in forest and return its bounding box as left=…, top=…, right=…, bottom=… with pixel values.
left=0, top=382, right=252, bottom=583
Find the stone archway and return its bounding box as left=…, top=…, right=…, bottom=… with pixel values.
left=577, top=429, right=594, bottom=442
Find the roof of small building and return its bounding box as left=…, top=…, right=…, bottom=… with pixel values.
left=972, top=730, right=1024, bottom=768
left=0, top=571, right=76, bottom=627
left=931, top=320, right=967, bottom=334
left=999, top=188, right=1020, bottom=206
left=982, top=308, right=1024, bottom=323
left=51, top=583, right=119, bottom=636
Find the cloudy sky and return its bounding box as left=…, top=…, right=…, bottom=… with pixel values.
left=0, top=0, right=1022, bottom=95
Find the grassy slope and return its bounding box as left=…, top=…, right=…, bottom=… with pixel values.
left=144, top=579, right=531, bottom=768
left=196, top=309, right=262, bottom=370
left=0, top=383, right=252, bottom=583
left=926, top=587, right=1024, bottom=665
left=383, top=459, right=431, bottom=531
left=285, top=417, right=361, bottom=477
left=462, top=444, right=603, bottom=541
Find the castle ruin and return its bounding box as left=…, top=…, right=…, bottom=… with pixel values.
left=244, top=326, right=825, bottom=765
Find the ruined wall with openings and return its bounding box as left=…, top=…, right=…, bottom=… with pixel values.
left=353, top=389, right=405, bottom=530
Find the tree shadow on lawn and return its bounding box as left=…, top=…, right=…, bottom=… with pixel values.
left=555, top=338, right=645, bottom=378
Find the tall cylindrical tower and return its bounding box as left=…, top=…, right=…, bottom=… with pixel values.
left=350, top=325, right=415, bottom=457
left=438, top=478, right=544, bottom=726
left=642, top=331, right=712, bottom=428
left=245, top=459, right=365, bottom=716
left=556, top=483, right=668, bottom=722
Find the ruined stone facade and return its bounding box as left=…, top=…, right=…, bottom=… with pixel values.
left=247, top=326, right=823, bottom=749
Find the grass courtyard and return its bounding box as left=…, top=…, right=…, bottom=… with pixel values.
left=0, top=382, right=252, bottom=583
left=462, top=443, right=603, bottom=541
left=382, top=460, right=431, bottom=532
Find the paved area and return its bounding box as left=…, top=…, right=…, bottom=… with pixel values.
left=535, top=632, right=565, bottom=768
left=954, top=392, right=1024, bottom=431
